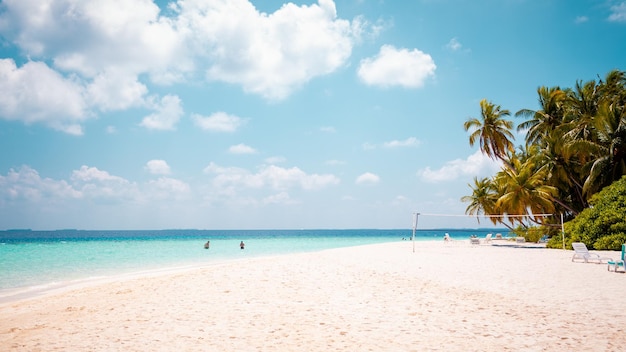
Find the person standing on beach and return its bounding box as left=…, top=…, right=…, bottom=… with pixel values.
left=240, top=241, right=245, bottom=250
left=204, top=240, right=210, bottom=249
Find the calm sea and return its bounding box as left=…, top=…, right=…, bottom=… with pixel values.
left=0, top=228, right=506, bottom=301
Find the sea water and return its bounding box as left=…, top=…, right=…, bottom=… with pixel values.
left=0, top=228, right=506, bottom=300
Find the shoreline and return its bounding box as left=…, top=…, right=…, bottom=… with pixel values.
left=1, top=241, right=624, bottom=351
left=0, top=238, right=514, bottom=304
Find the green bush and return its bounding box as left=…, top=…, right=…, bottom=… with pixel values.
left=564, top=175, right=626, bottom=250
left=594, top=233, right=626, bottom=250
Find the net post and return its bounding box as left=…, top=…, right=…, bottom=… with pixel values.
left=561, top=213, right=565, bottom=250
left=412, top=212, right=419, bottom=253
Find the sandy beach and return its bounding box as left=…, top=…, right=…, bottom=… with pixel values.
left=1, top=240, right=624, bottom=351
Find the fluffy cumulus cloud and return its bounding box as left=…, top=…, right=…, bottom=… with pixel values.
left=140, top=94, right=183, bottom=130
left=355, top=172, right=380, bottom=185
left=0, top=59, right=88, bottom=134
left=0, top=164, right=195, bottom=208
left=192, top=111, right=245, bottom=132
left=177, top=0, right=356, bottom=100
left=203, top=162, right=340, bottom=192
left=417, top=150, right=501, bottom=183
left=0, top=162, right=338, bottom=217
left=358, top=45, right=436, bottom=88
left=86, top=69, right=149, bottom=111
left=0, top=0, right=365, bottom=133
left=70, top=166, right=139, bottom=200
left=0, top=165, right=80, bottom=202
left=145, top=160, right=171, bottom=175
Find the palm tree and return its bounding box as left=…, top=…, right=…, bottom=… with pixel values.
left=597, top=69, right=626, bottom=105
left=530, top=127, right=586, bottom=214
left=516, top=86, right=567, bottom=147
left=581, top=101, right=626, bottom=197
left=563, top=79, right=600, bottom=143
left=494, top=157, right=558, bottom=228
left=461, top=177, right=500, bottom=225
left=464, top=99, right=515, bottom=161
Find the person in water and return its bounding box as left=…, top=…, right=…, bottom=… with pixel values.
left=240, top=241, right=245, bottom=250
left=204, top=240, right=210, bottom=249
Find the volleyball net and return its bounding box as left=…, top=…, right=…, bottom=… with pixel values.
left=410, top=212, right=565, bottom=251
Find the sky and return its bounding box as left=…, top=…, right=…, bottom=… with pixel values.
left=0, top=0, right=625, bottom=230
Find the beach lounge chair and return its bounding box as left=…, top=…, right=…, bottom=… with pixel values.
left=470, top=237, right=480, bottom=245
left=483, top=233, right=492, bottom=244
left=571, top=242, right=612, bottom=263
left=607, top=244, right=625, bottom=272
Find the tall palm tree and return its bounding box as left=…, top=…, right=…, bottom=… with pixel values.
left=563, top=79, right=600, bottom=143
left=464, top=99, right=515, bottom=161
left=530, top=127, right=586, bottom=214
left=582, top=101, right=626, bottom=197
left=597, top=69, right=626, bottom=105
left=516, top=86, right=567, bottom=147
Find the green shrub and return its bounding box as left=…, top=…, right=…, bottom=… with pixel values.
left=594, top=233, right=626, bottom=250
left=564, top=175, right=626, bottom=250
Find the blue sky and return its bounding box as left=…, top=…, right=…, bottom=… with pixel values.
left=0, top=0, right=624, bottom=230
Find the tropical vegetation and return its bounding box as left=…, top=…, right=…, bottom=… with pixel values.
left=461, top=69, right=626, bottom=250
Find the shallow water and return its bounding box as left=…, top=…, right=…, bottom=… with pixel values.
left=0, top=229, right=505, bottom=295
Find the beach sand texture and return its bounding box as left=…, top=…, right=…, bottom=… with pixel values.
left=1, top=241, right=625, bottom=351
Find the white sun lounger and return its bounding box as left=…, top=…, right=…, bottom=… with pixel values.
left=571, top=242, right=612, bottom=263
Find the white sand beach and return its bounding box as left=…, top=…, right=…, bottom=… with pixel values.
left=1, top=240, right=624, bottom=351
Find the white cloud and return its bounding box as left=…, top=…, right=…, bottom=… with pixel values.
left=71, top=165, right=128, bottom=183
left=364, top=137, right=421, bottom=150
left=140, top=94, right=183, bottom=130
left=203, top=162, right=340, bottom=191
left=0, top=59, right=88, bottom=135
left=87, top=69, right=148, bottom=111
left=145, top=160, right=171, bottom=175
left=0, top=165, right=81, bottom=202
left=70, top=166, right=139, bottom=200
left=176, top=0, right=358, bottom=100
left=383, top=137, right=421, bottom=148
left=320, top=126, right=336, bottom=133
left=446, top=37, right=462, bottom=51
left=417, top=150, right=501, bottom=183
left=357, top=45, right=436, bottom=88
left=0, top=165, right=195, bottom=206
left=229, top=143, right=258, bottom=154
left=0, top=0, right=183, bottom=79
left=192, top=111, right=245, bottom=132
left=0, top=0, right=369, bottom=132
left=355, top=172, right=380, bottom=185
left=609, top=2, right=626, bottom=22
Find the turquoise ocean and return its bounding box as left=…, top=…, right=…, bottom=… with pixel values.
left=0, top=228, right=507, bottom=301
